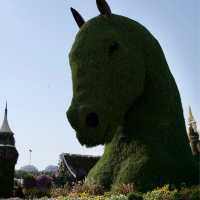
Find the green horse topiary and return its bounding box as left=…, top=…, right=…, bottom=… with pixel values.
left=67, top=0, right=198, bottom=191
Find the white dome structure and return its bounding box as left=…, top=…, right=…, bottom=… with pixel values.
left=20, top=165, right=39, bottom=173
left=44, top=165, right=58, bottom=173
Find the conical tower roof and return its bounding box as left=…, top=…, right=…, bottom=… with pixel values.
left=0, top=102, right=13, bottom=134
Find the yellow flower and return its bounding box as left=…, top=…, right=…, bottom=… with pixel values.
left=80, top=192, right=90, bottom=199
left=104, top=192, right=112, bottom=197
left=95, top=195, right=103, bottom=200
left=69, top=192, right=79, bottom=197
left=57, top=197, right=65, bottom=200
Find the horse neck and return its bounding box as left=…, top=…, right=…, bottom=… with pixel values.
left=120, top=73, right=189, bottom=155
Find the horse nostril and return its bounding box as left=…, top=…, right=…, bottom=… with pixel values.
left=86, top=112, right=99, bottom=128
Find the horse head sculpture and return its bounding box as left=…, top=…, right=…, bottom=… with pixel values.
left=67, top=0, right=198, bottom=191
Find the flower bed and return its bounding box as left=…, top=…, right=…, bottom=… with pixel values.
left=13, top=181, right=200, bottom=200
left=36, top=184, right=199, bottom=200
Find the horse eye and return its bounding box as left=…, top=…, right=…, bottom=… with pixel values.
left=108, top=42, right=119, bottom=56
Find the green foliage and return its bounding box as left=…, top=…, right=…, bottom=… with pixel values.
left=143, top=185, right=178, bottom=200
left=23, top=187, right=51, bottom=199
left=71, top=181, right=104, bottom=195
left=23, top=186, right=51, bottom=198
left=112, top=183, right=136, bottom=195
left=15, top=170, right=30, bottom=179
left=179, top=185, right=200, bottom=200
left=23, top=187, right=40, bottom=199
left=67, top=6, right=198, bottom=191
left=23, top=174, right=52, bottom=198
left=20, top=185, right=199, bottom=200
left=50, top=185, right=71, bottom=198
left=128, top=193, right=143, bottom=200
left=36, top=175, right=52, bottom=192
left=54, top=175, right=69, bottom=187
left=23, top=174, right=36, bottom=189
left=143, top=184, right=200, bottom=200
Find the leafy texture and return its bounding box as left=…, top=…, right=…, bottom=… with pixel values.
left=67, top=14, right=198, bottom=191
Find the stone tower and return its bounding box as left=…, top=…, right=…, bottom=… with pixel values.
left=188, top=106, right=200, bottom=156
left=0, top=103, right=18, bottom=198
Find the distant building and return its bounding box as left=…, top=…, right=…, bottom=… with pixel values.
left=187, top=106, right=200, bottom=156
left=44, top=165, right=58, bottom=174
left=59, top=153, right=100, bottom=182
left=20, top=165, right=39, bottom=173
left=0, top=103, right=18, bottom=197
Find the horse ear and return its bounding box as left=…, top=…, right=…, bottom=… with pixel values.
left=70, top=7, right=85, bottom=28
left=96, top=0, right=112, bottom=17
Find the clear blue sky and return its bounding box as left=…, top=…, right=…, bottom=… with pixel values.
left=0, top=0, right=199, bottom=170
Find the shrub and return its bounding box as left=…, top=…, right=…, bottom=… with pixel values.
left=143, top=184, right=200, bottom=200
left=23, top=187, right=41, bottom=199
left=143, top=184, right=178, bottom=200
left=71, top=181, right=104, bottom=195
left=113, top=183, right=136, bottom=195
left=23, top=174, right=36, bottom=189
left=50, top=184, right=71, bottom=198
left=179, top=185, right=200, bottom=200
left=15, top=170, right=29, bottom=179
left=22, top=175, right=53, bottom=198
left=36, top=175, right=52, bottom=189
left=53, top=175, right=69, bottom=187
left=128, top=192, right=143, bottom=200
left=36, top=175, right=52, bottom=196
